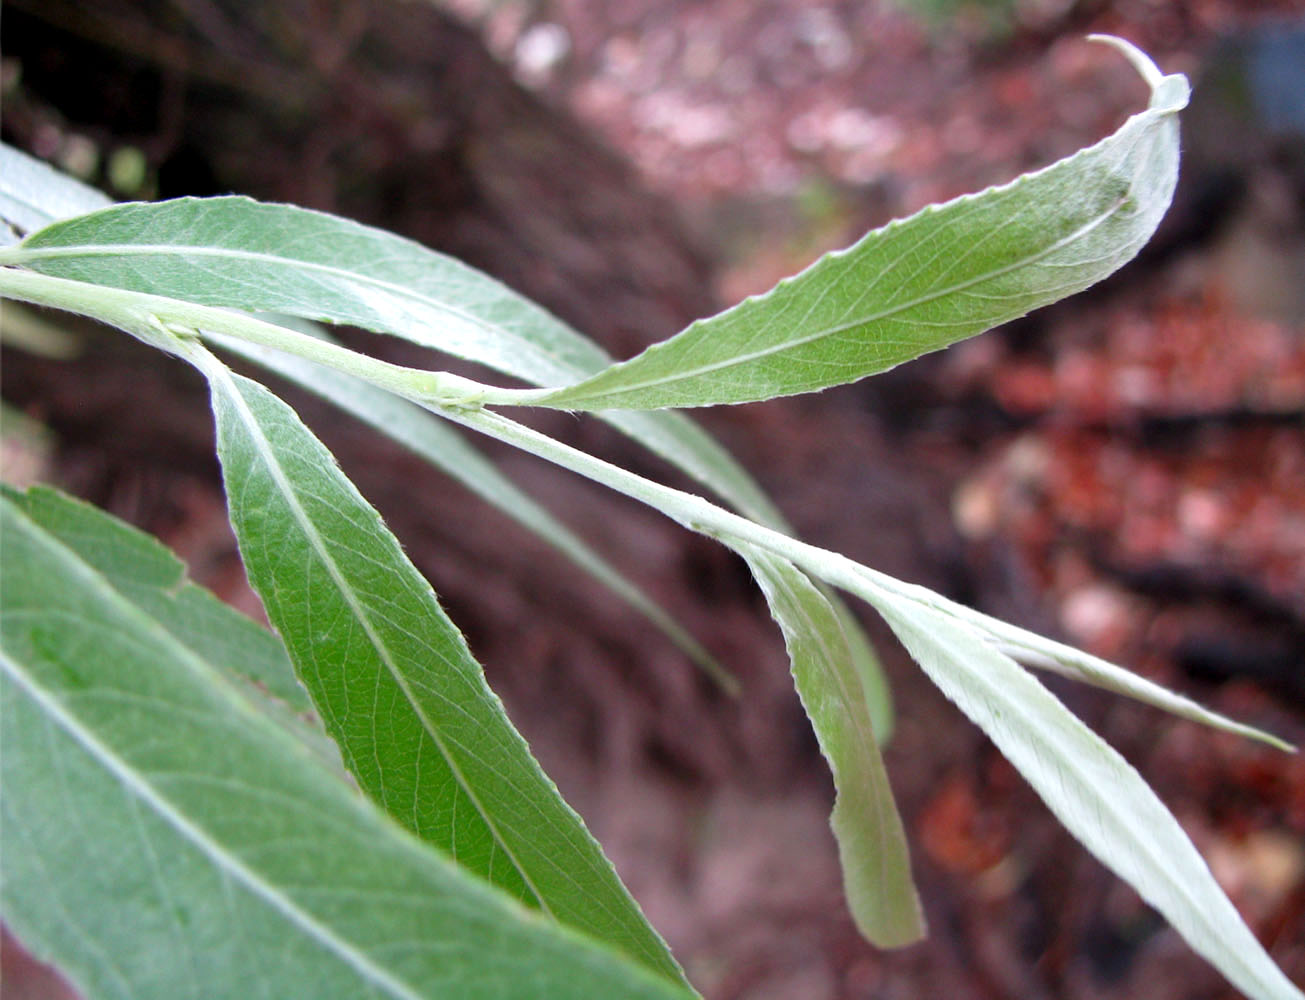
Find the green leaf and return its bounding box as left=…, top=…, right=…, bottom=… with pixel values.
left=0, top=143, right=893, bottom=735
left=206, top=326, right=736, bottom=693
left=1, top=483, right=309, bottom=714
left=822, top=559, right=1293, bottom=751
left=393, top=397, right=1294, bottom=987
left=0, top=493, right=698, bottom=1000
left=943, top=597, right=1295, bottom=751
left=845, top=579, right=1303, bottom=1000
left=0, top=158, right=778, bottom=525
left=531, top=38, right=1189, bottom=410
left=830, top=594, right=893, bottom=742
left=3, top=194, right=602, bottom=386
left=352, top=382, right=1299, bottom=990
left=737, top=546, right=923, bottom=947
left=193, top=349, right=684, bottom=985
left=0, top=191, right=780, bottom=519
left=0, top=143, right=112, bottom=246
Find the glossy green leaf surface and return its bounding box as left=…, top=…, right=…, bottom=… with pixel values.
left=206, top=327, right=734, bottom=691
left=196, top=352, right=684, bottom=985
left=0, top=492, right=698, bottom=1000
left=739, top=547, right=923, bottom=947
left=533, top=40, right=1188, bottom=410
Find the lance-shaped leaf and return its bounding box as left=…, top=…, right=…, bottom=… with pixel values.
left=193, top=349, right=685, bottom=986
left=0, top=144, right=773, bottom=518
left=529, top=38, right=1189, bottom=410
left=834, top=572, right=1303, bottom=1000
left=814, top=557, right=1293, bottom=751
left=0, top=143, right=112, bottom=246
left=1, top=483, right=309, bottom=713
left=0, top=143, right=894, bottom=735
left=737, top=546, right=923, bottom=947
left=850, top=572, right=1283, bottom=751
left=0, top=493, right=698, bottom=1000
left=0, top=187, right=777, bottom=522
left=207, top=327, right=735, bottom=692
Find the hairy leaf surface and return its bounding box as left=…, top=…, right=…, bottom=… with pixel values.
left=0, top=143, right=112, bottom=246
left=841, top=575, right=1303, bottom=1000
left=739, top=547, right=923, bottom=947
left=533, top=40, right=1188, bottom=409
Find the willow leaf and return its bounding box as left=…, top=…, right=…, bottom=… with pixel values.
left=848, top=581, right=1302, bottom=1000
left=532, top=38, right=1188, bottom=410
left=0, top=189, right=777, bottom=520
left=0, top=143, right=112, bottom=246
left=0, top=494, right=697, bottom=1000
left=193, top=349, right=684, bottom=985
left=0, top=143, right=893, bottom=735
left=738, top=546, right=923, bottom=947
left=1, top=483, right=309, bottom=714
left=348, top=383, right=1299, bottom=993
left=823, top=560, right=1293, bottom=751
left=949, top=600, right=1294, bottom=751
left=206, top=327, right=735, bottom=692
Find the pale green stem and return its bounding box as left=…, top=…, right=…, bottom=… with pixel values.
left=0, top=267, right=904, bottom=621
left=0, top=268, right=492, bottom=404
left=425, top=406, right=1293, bottom=753
left=0, top=265, right=1290, bottom=751
left=427, top=403, right=909, bottom=602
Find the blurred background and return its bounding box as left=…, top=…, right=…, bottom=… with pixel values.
left=2, top=1, right=1303, bottom=997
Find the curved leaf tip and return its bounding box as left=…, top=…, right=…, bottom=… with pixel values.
left=1087, top=34, right=1191, bottom=111
left=521, top=38, right=1189, bottom=412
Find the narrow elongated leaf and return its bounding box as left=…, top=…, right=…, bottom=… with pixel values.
left=834, top=575, right=1303, bottom=1000
left=823, top=559, right=1292, bottom=750
left=0, top=152, right=735, bottom=694
left=206, top=327, right=735, bottom=692
left=0, top=191, right=780, bottom=520
left=193, top=350, right=685, bottom=985
left=0, top=495, right=698, bottom=1000
left=532, top=39, right=1189, bottom=410
left=3, top=194, right=598, bottom=385
left=0, top=143, right=112, bottom=246
left=0, top=142, right=893, bottom=734
left=397, top=389, right=1295, bottom=987
left=1, top=483, right=308, bottom=713
left=0, top=149, right=781, bottom=527
left=738, top=546, right=923, bottom=947
left=947, top=599, right=1294, bottom=750
left=346, top=384, right=1298, bottom=991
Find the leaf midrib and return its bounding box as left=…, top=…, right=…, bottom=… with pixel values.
left=0, top=646, right=426, bottom=1000
left=554, top=192, right=1131, bottom=403
left=208, top=363, right=554, bottom=917
left=7, top=241, right=593, bottom=382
